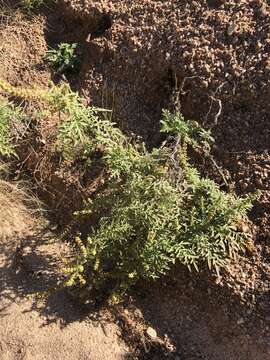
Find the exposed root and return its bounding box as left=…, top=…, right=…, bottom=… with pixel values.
left=205, top=82, right=227, bottom=126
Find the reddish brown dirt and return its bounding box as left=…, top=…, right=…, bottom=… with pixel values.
left=0, top=11, right=50, bottom=87
left=127, top=272, right=270, bottom=360
left=61, top=0, right=270, bottom=138
left=0, top=1, right=270, bottom=359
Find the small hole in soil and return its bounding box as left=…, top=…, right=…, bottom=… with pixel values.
left=91, top=13, right=112, bottom=39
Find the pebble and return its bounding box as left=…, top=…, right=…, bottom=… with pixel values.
left=237, top=318, right=245, bottom=325
left=146, top=327, right=157, bottom=339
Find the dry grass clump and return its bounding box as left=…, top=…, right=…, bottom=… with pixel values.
left=0, top=165, right=34, bottom=241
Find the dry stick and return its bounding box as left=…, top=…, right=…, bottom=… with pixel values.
left=203, top=82, right=230, bottom=187
left=209, top=95, right=222, bottom=126
left=205, top=81, right=227, bottom=127
left=207, top=155, right=229, bottom=188
left=177, top=74, right=226, bottom=128
left=179, top=75, right=204, bottom=96
left=176, top=76, right=230, bottom=188
left=173, top=74, right=205, bottom=112
left=168, top=134, right=184, bottom=183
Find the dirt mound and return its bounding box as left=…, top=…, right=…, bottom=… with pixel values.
left=0, top=12, right=49, bottom=87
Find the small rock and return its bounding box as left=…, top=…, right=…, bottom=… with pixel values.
left=237, top=318, right=245, bottom=325
left=259, top=5, right=268, bottom=17
left=146, top=327, right=157, bottom=339
left=228, top=23, right=237, bottom=36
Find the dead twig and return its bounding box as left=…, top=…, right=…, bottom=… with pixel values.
left=207, top=154, right=229, bottom=188
left=205, top=82, right=227, bottom=127
left=172, top=74, right=205, bottom=113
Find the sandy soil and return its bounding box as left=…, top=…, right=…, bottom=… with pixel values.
left=0, top=228, right=127, bottom=360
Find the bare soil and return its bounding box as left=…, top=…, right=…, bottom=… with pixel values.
left=0, top=226, right=127, bottom=360
left=0, top=1, right=270, bottom=359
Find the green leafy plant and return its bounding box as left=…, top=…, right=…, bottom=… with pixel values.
left=161, top=110, right=214, bottom=153
left=48, top=88, right=256, bottom=300
left=0, top=81, right=258, bottom=302
left=44, top=43, right=80, bottom=74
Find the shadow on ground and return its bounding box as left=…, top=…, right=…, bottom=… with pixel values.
left=0, top=227, right=270, bottom=359
left=0, top=228, right=87, bottom=326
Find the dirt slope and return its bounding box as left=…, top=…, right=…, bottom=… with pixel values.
left=62, top=0, right=270, bottom=138
left=55, top=0, right=270, bottom=313
left=55, top=0, right=270, bottom=237
left=0, top=2, right=270, bottom=359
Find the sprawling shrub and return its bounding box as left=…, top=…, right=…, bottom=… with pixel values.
left=52, top=88, right=256, bottom=299
left=0, top=80, right=257, bottom=301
